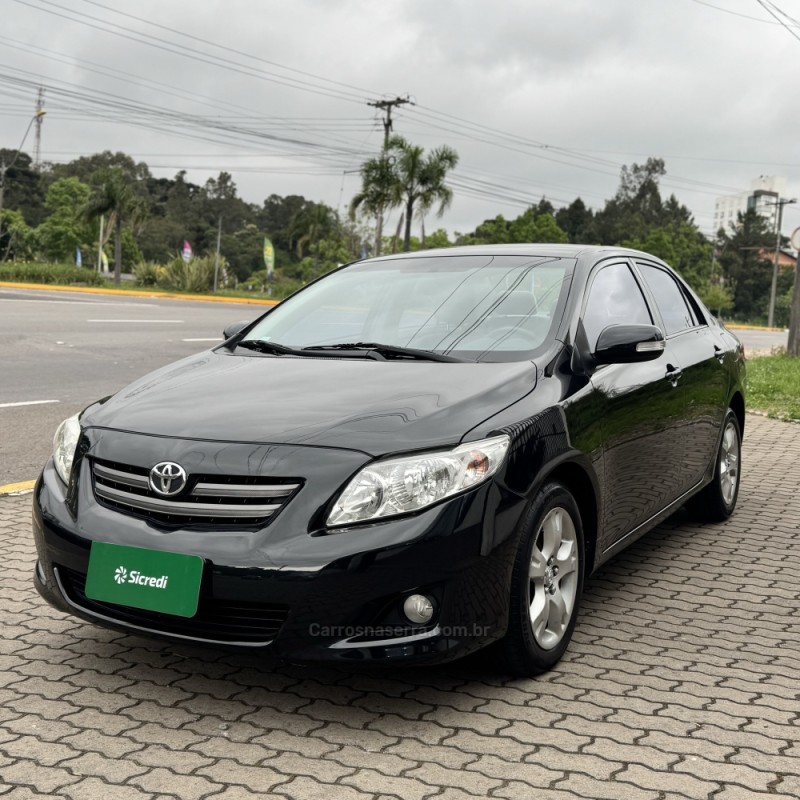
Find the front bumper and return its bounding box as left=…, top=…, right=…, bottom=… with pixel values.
left=33, top=447, right=525, bottom=665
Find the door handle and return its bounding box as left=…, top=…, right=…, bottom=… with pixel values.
left=665, top=365, right=683, bottom=385
left=713, top=344, right=725, bottom=364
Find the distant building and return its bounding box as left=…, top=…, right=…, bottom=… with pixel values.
left=713, top=176, right=788, bottom=234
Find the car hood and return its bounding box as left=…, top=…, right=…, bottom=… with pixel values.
left=82, top=350, right=538, bottom=456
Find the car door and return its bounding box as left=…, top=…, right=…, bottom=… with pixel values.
left=634, top=261, right=729, bottom=492
left=581, top=260, right=687, bottom=552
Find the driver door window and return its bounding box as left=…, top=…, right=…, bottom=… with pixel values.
left=582, top=262, right=653, bottom=350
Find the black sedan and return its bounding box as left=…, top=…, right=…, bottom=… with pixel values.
left=33, top=245, right=745, bottom=675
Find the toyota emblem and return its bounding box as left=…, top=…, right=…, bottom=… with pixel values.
left=149, top=462, right=188, bottom=496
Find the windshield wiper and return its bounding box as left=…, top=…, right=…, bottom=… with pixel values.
left=301, top=342, right=465, bottom=363
left=236, top=339, right=307, bottom=356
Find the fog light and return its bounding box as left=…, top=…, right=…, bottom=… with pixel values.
left=403, top=594, right=434, bottom=624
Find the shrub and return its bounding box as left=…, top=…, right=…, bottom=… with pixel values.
left=157, top=254, right=218, bottom=292
left=0, top=263, right=107, bottom=286
left=133, top=261, right=163, bottom=287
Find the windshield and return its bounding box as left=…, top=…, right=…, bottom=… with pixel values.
left=242, top=254, right=573, bottom=362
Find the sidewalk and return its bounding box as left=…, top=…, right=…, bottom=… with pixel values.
left=1, top=414, right=799, bottom=799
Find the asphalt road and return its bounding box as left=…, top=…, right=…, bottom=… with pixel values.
left=0, top=285, right=790, bottom=485
left=0, top=288, right=265, bottom=485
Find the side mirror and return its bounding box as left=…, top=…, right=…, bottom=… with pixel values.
left=222, top=319, right=252, bottom=340
left=594, top=324, right=665, bottom=364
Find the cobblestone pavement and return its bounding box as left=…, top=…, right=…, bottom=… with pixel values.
left=1, top=414, right=798, bottom=800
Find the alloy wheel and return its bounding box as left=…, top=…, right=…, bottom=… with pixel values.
left=528, top=506, right=579, bottom=650
left=719, top=421, right=740, bottom=506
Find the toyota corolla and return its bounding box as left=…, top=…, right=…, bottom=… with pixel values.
left=32, top=245, right=745, bottom=675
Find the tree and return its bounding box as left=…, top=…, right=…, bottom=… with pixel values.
left=0, top=149, right=46, bottom=227
left=36, top=177, right=92, bottom=262
left=0, top=209, right=37, bottom=261
left=387, top=136, right=459, bottom=252
left=82, top=168, right=148, bottom=285
left=592, top=158, right=673, bottom=245
left=555, top=197, right=594, bottom=243
left=716, top=210, right=775, bottom=320
left=288, top=202, right=337, bottom=272
left=349, top=155, right=399, bottom=256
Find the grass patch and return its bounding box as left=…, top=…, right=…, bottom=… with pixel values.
left=746, top=353, right=800, bottom=420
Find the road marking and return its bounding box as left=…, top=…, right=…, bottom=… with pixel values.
left=182, top=338, right=220, bottom=342
left=0, top=480, right=36, bottom=495
left=87, top=319, right=185, bottom=323
left=0, top=400, right=59, bottom=408
left=0, top=298, right=156, bottom=307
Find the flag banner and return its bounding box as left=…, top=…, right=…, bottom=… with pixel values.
left=182, top=240, right=193, bottom=263
left=101, top=251, right=109, bottom=272
left=75, top=247, right=82, bottom=267
left=361, top=245, right=367, bottom=260
left=263, top=237, right=275, bottom=278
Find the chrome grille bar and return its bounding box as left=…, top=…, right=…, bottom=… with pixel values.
left=95, top=483, right=281, bottom=518
left=192, top=482, right=299, bottom=498
left=93, top=463, right=150, bottom=490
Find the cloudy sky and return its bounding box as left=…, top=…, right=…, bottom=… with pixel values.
left=2, top=0, right=799, bottom=239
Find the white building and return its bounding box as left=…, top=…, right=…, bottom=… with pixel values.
left=713, top=176, right=788, bottom=234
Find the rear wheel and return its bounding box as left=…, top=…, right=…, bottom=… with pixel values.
left=688, top=409, right=741, bottom=521
left=499, top=482, right=584, bottom=676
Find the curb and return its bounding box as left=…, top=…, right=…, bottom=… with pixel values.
left=725, top=323, right=786, bottom=332
left=0, top=480, right=36, bottom=496
left=0, top=281, right=280, bottom=306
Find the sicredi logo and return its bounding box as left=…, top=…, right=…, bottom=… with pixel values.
left=113, top=565, right=169, bottom=589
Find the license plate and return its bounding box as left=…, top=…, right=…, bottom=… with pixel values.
left=85, top=542, right=203, bottom=618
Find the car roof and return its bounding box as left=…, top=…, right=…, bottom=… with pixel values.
left=363, top=244, right=661, bottom=262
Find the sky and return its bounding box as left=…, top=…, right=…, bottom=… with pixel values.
left=2, top=0, right=800, bottom=241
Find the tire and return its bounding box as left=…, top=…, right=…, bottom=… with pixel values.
left=498, top=481, right=585, bottom=677
left=687, top=409, right=742, bottom=522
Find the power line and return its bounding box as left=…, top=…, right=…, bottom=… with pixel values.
left=11, top=0, right=370, bottom=105
left=687, top=0, right=799, bottom=25
left=754, top=0, right=800, bottom=43
left=77, top=0, right=383, bottom=100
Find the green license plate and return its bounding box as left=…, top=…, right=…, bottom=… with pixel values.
left=85, top=542, right=203, bottom=618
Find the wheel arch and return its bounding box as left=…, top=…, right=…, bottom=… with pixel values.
left=539, top=459, right=599, bottom=576
left=729, top=391, right=745, bottom=436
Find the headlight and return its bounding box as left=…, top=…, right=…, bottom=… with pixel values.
left=327, top=434, right=510, bottom=527
left=53, top=414, right=81, bottom=484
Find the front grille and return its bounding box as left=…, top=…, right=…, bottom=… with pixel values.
left=92, top=459, right=301, bottom=528
left=56, top=566, right=289, bottom=646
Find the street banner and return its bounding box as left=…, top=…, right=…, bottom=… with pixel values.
left=182, top=240, right=193, bottom=263
left=75, top=247, right=82, bottom=267
left=263, top=237, right=275, bottom=279
left=101, top=251, right=109, bottom=272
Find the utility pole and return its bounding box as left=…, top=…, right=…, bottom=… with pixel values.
left=789, top=227, right=800, bottom=356
left=213, top=215, right=222, bottom=292
left=96, top=215, right=105, bottom=273
left=366, top=96, right=411, bottom=256
left=33, top=88, right=45, bottom=170
left=767, top=197, right=796, bottom=328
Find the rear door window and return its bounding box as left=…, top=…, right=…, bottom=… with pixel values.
left=637, top=264, right=698, bottom=336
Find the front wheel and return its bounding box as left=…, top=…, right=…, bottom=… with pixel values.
left=498, top=482, right=585, bottom=677
left=687, top=410, right=742, bottom=522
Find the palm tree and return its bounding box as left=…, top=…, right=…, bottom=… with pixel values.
left=82, top=168, right=147, bottom=285
left=289, top=202, right=336, bottom=271
left=349, top=155, right=398, bottom=257
left=388, top=136, right=459, bottom=252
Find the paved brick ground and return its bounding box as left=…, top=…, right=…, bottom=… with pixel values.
left=1, top=414, right=798, bottom=800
